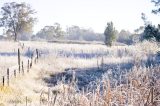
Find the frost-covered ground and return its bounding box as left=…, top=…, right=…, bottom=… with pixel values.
left=0, top=41, right=159, bottom=106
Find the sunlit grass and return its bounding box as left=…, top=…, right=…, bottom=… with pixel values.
left=0, top=40, right=159, bottom=105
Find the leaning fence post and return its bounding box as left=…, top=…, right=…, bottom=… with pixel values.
left=7, top=68, right=9, bottom=86
left=18, top=48, right=21, bottom=74
left=2, top=76, right=4, bottom=86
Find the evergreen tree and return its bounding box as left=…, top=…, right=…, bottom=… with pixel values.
left=104, top=22, right=116, bottom=46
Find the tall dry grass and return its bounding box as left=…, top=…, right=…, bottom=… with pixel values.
left=0, top=40, right=159, bottom=106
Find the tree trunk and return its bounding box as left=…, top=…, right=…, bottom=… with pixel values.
left=14, top=32, right=17, bottom=41
left=9, top=14, right=17, bottom=42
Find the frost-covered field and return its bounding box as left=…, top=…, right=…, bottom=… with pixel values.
left=0, top=41, right=159, bottom=106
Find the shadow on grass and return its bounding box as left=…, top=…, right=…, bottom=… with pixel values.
left=43, top=53, right=160, bottom=91
left=43, top=61, right=134, bottom=90
left=0, top=52, right=17, bottom=56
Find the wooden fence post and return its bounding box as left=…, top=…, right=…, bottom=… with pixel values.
left=18, top=48, right=21, bottom=74
left=48, top=87, right=50, bottom=104
left=34, top=58, right=37, bottom=64
left=28, top=47, right=31, bottom=58
left=2, top=76, right=4, bottom=86
left=97, top=57, right=99, bottom=69
left=30, top=60, right=32, bottom=68
left=30, top=53, right=33, bottom=67
left=36, top=49, right=39, bottom=59
left=14, top=70, right=16, bottom=78
left=22, top=61, right=24, bottom=75
left=27, top=59, right=29, bottom=73
left=101, top=57, right=104, bottom=71
left=7, top=68, right=9, bottom=86
left=26, top=96, right=28, bottom=106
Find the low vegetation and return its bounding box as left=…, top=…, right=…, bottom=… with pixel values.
left=0, top=0, right=159, bottom=106
left=0, top=41, right=159, bottom=106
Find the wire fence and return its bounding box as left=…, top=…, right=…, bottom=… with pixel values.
left=0, top=47, right=41, bottom=87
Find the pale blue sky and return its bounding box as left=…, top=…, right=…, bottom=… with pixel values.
left=0, top=0, right=159, bottom=34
